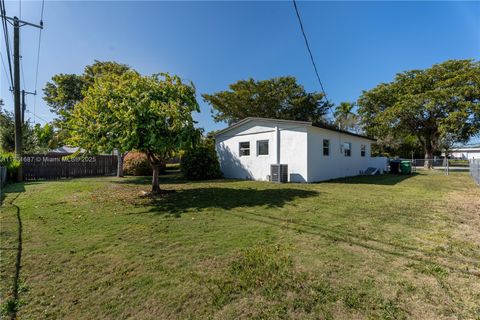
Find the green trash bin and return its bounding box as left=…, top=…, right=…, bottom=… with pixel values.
left=400, top=161, right=412, bottom=174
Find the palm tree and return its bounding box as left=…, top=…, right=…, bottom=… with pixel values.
left=334, top=102, right=361, bottom=132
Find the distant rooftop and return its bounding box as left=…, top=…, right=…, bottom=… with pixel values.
left=215, top=117, right=376, bottom=141
left=48, top=146, right=85, bottom=155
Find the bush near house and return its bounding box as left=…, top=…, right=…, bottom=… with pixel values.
left=0, top=151, right=21, bottom=182
left=123, top=152, right=152, bottom=176
left=123, top=152, right=165, bottom=176
left=180, top=143, right=222, bottom=180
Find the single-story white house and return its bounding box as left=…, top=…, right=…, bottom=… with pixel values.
left=445, top=145, right=480, bottom=160
left=214, top=117, right=387, bottom=182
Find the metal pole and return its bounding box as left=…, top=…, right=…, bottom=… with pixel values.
left=13, top=17, right=23, bottom=181
left=21, top=90, right=26, bottom=124
left=275, top=126, right=280, bottom=164
left=444, top=149, right=449, bottom=176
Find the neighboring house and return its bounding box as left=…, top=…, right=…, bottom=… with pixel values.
left=47, top=146, right=85, bottom=156
left=214, top=117, right=387, bottom=182
left=446, top=145, right=480, bottom=160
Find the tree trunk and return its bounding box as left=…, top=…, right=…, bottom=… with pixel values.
left=116, top=150, right=124, bottom=178
left=424, top=148, right=434, bottom=169
left=442, top=149, right=449, bottom=167
left=151, top=166, right=160, bottom=194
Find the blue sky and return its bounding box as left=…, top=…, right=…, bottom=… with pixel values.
left=1, top=1, right=479, bottom=140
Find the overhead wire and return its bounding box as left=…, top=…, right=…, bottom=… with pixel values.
left=1, top=50, right=13, bottom=90
left=33, top=0, right=44, bottom=123
left=292, top=0, right=334, bottom=119
left=1, top=0, right=14, bottom=88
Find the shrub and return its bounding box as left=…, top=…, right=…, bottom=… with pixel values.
left=123, top=152, right=153, bottom=176
left=180, top=143, right=222, bottom=180
left=0, top=151, right=21, bottom=181
left=123, top=152, right=167, bottom=176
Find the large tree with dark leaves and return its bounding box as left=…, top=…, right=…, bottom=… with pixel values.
left=358, top=59, right=480, bottom=168
left=203, top=76, right=331, bottom=124
left=43, top=61, right=131, bottom=174
left=43, top=60, right=130, bottom=122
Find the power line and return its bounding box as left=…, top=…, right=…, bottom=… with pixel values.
left=292, top=0, right=333, bottom=117
left=1, top=0, right=14, bottom=87
left=0, top=49, right=12, bottom=90
left=33, top=0, right=45, bottom=124
left=26, top=109, right=48, bottom=123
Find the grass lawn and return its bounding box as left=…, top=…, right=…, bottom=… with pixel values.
left=1, top=171, right=479, bottom=319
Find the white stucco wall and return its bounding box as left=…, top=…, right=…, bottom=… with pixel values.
left=307, top=127, right=382, bottom=181
left=215, top=119, right=387, bottom=183
left=215, top=120, right=308, bottom=182
left=449, top=150, right=480, bottom=160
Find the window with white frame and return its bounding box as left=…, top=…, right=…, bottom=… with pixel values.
left=361, top=144, right=366, bottom=157
left=323, top=139, right=330, bottom=156
left=239, top=142, right=250, bottom=156
left=257, top=140, right=269, bottom=156
left=343, top=142, right=352, bottom=157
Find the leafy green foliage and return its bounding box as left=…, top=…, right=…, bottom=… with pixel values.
left=0, top=107, right=57, bottom=153
left=334, top=102, right=361, bottom=132
left=68, top=70, right=200, bottom=192
left=180, top=140, right=222, bottom=180
left=203, top=76, right=331, bottom=124
left=0, top=151, right=21, bottom=181
left=43, top=74, right=85, bottom=121
left=358, top=59, right=480, bottom=164
left=43, top=61, right=131, bottom=146
left=372, top=134, right=424, bottom=158
left=43, top=61, right=130, bottom=122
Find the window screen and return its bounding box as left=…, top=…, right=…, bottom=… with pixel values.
left=257, top=140, right=269, bottom=155
left=343, top=142, right=351, bottom=157
left=323, top=139, right=330, bottom=156
left=239, top=142, right=250, bottom=156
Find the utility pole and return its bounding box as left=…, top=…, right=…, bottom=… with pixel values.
left=1, top=14, right=43, bottom=181
left=21, top=90, right=36, bottom=124
left=21, top=90, right=25, bottom=123
left=13, top=17, right=22, bottom=180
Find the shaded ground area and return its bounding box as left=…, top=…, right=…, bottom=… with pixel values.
left=1, top=171, right=479, bottom=319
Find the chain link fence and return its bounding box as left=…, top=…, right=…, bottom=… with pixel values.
left=411, top=159, right=470, bottom=172
left=470, top=159, right=480, bottom=186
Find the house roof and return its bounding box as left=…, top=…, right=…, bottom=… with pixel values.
left=451, top=144, right=480, bottom=151
left=214, top=117, right=376, bottom=141
left=47, top=146, right=85, bottom=155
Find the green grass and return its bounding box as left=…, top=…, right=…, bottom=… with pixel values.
left=1, top=171, right=479, bottom=319
left=448, top=159, right=470, bottom=167
left=165, top=163, right=180, bottom=170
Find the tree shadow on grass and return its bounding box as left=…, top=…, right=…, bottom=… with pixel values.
left=325, top=173, right=417, bottom=186
left=230, top=210, right=480, bottom=278
left=1, top=182, right=26, bottom=205
left=141, top=187, right=320, bottom=217
left=0, top=183, right=27, bottom=318
left=114, top=174, right=241, bottom=186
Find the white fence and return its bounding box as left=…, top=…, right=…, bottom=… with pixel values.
left=470, top=159, right=480, bottom=186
